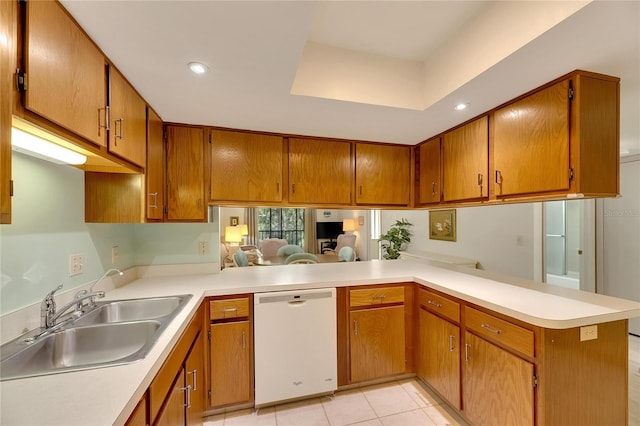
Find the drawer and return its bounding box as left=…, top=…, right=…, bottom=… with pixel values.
left=465, top=306, right=534, bottom=357
left=210, top=297, right=249, bottom=320
left=418, top=288, right=460, bottom=324
left=350, top=286, right=404, bottom=307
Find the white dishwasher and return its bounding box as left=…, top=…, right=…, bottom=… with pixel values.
left=254, top=287, right=337, bottom=407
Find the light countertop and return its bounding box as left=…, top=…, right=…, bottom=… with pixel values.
left=1, top=259, right=638, bottom=425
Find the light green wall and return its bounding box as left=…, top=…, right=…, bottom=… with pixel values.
left=0, top=152, right=218, bottom=314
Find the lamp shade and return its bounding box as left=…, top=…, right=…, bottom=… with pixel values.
left=342, top=219, right=356, bottom=232
left=238, top=224, right=249, bottom=236
left=225, top=226, right=242, bottom=244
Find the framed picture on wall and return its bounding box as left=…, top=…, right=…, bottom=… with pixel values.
left=230, top=216, right=239, bottom=226
left=429, top=209, right=456, bottom=242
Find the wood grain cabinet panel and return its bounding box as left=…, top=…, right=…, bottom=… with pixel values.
left=0, top=0, right=16, bottom=224
left=442, top=116, right=488, bottom=202
left=349, top=286, right=404, bottom=307
left=350, top=306, right=405, bottom=383
left=108, top=66, right=147, bottom=167
left=288, top=138, right=352, bottom=205
left=416, top=137, right=441, bottom=205
left=155, top=369, right=186, bottom=426
left=166, top=125, right=206, bottom=221
left=210, top=130, right=283, bottom=203
left=24, top=0, right=107, bottom=147
left=463, top=332, right=534, bottom=426
left=146, top=107, right=164, bottom=221
left=185, top=331, right=205, bottom=426
left=209, top=321, right=252, bottom=407
left=418, top=309, right=460, bottom=409
left=355, top=143, right=411, bottom=206
left=465, top=306, right=534, bottom=357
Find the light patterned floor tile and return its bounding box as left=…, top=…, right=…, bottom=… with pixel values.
left=397, top=379, right=442, bottom=408
left=349, top=419, right=384, bottom=426
left=224, top=407, right=276, bottom=426
left=321, top=388, right=377, bottom=426
left=423, top=405, right=463, bottom=426
left=362, top=382, right=420, bottom=418
left=203, top=413, right=224, bottom=426
left=275, top=397, right=330, bottom=426
left=379, top=408, right=436, bottom=426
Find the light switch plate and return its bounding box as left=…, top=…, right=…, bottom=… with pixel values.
left=580, top=324, right=598, bottom=341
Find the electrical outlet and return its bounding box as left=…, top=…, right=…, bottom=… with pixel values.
left=69, top=254, right=84, bottom=276
left=580, top=324, right=598, bottom=341
left=111, top=246, right=120, bottom=265
left=199, top=241, right=209, bottom=256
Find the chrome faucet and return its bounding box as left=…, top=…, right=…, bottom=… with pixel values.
left=46, top=291, right=106, bottom=328
left=41, top=284, right=63, bottom=329
left=79, top=268, right=123, bottom=309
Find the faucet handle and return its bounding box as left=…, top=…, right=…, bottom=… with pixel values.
left=41, top=284, right=63, bottom=328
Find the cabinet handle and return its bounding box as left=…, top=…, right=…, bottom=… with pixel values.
left=465, top=343, right=471, bottom=361
left=149, top=192, right=158, bottom=209
left=427, top=300, right=442, bottom=308
left=495, top=170, right=503, bottom=184
left=276, top=182, right=280, bottom=193
left=353, top=319, right=358, bottom=336
left=291, top=183, right=295, bottom=194
left=242, top=330, right=246, bottom=349
left=481, top=323, right=502, bottom=334
left=359, top=185, right=363, bottom=196
left=196, top=199, right=201, bottom=209
left=449, top=335, right=455, bottom=352
left=372, top=294, right=386, bottom=303
left=98, top=106, right=110, bottom=135
left=182, top=385, right=192, bottom=408
left=114, top=118, right=124, bottom=141
left=431, top=182, right=436, bottom=196
left=187, top=369, right=198, bottom=391
left=477, top=173, right=483, bottom=195
left=222, top=307, right=237, bottom=314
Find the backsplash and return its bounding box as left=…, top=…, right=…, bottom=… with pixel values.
left=0, top=152, right=219, bottom=315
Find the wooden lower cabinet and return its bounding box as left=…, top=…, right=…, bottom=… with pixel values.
left=125, top=396, right=148, bottom=426
left=350, top=305, right=405, bottom=382
left=462, top=332, right=534, bottom=426
left=418, top=308, right=460, bottom=409
left=209, top=321, right=252, bottom=407
left=185, top=331, right=205, bottom=426
left=155, top=369, right=187, bottom=426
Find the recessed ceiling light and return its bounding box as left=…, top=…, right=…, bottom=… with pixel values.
left=454, top=103, right=469, bottom=111
left=188, top=62, right=209, bottom=75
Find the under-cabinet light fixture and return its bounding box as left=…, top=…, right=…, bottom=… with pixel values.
left=188, top=61, right=209, bottom=75
left=11, top=128, right=87, bottom=165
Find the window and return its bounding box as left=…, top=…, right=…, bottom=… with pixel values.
left=258, top=208, right=305, bottom=246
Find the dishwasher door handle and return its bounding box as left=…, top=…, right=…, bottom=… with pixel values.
left=288, top=300, right=307, bottom=306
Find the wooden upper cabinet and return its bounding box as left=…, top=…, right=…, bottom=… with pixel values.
left=0, top=0, right=16, bottom=225
left=493, top=80, right=570, bottom=197
left=146, top=107, right=164, bottom=221
left=416, top=137, right=441, bottom=205
left=210, top=130, right=283, bottom=203
left=108, top=66, right=147, bottom=167
left=442, top=116, right=488, bottom=202
left=355, top=143, right=411, bottom=206
left=166, top=125, right=206, bottom=221
left=288, top=138, right=352, bottom=205
left=24, top=0, right=107, bottom=147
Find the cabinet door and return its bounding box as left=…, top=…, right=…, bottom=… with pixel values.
left=493, top=80, right=570, bottom=196
left=155, top=369, right=186, bottom=426
left=210, top=130, right=283, bottom=202
left=289, top=138, right=351, bottom=204
left=350, top=306, right=405, bottom=382
left=355, top=144, right=411, bottom=206
left=463, top=332, right=534, bottom=426
left=417, top=137, right=441, bottom=205
left=210, top=321, right=252, bottom=407
left=0, top=0, right=16, bottom=224
left=185, top=331, right=205, bottom=426
left=146, top=108, right=164, bottom=221
left=418, top=309, right=460, bottom=409
left=166, top=126, right=206, bottom=221
left=442, top=116, right=488, bottom=202
left=109, top=66, right=147, bottom=167
left=125, top=395, right=147, bottom=426
left=25, top=0, right=106, bottom=147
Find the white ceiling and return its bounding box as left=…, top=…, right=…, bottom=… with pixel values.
left=60, top=1, right=640, bottom=156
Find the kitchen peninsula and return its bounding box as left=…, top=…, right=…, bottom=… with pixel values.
left=1, top=259, right=638, bottom=426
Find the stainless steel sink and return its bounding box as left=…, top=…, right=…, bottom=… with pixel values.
left=0, top=294, right=192, bottom=381
left=72, top=295, right=187, bottom=326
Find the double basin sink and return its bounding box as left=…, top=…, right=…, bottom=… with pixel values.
left=0, top=294, right=192, bottom=381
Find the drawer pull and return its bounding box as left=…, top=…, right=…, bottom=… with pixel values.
left=428, top=300, right=443, bottom=308
left=481, top=323, right=502, bottom=334
left=222, top=307, right=237, bottom=315
left=372, top=294, right=387, bottom=302
left=449, top=335, right=455, bottom=352
left=465, top=343, right=471, bottom=361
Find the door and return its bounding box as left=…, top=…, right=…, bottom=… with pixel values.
left=417, top=137, right=441, bottom=205
left=355, top=144, right=410, bottom=206
left=209, top=321, right=251, bottom=407
left=418, top=309, right=460, bottom=409
left=463, top=332, right=534, bottom=426
left=166, top=126, right=206, bottom=221
left=146, top=108, right=164, bottom=220
left=350, top=306, right=405, bottom=382
left=185, top=331, right=204, bottom=426
left=442, top=116, right=488, bottom=202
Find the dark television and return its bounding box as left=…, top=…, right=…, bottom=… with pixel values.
left=316, top=221, right=343, bottom=240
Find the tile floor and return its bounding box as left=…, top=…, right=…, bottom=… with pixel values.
left=205, top=335, right=640, bottom=426
left=204, top=379, right=467, bottom=426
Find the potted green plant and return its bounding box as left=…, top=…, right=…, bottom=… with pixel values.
left=379, top=218, right=413, bottom=260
